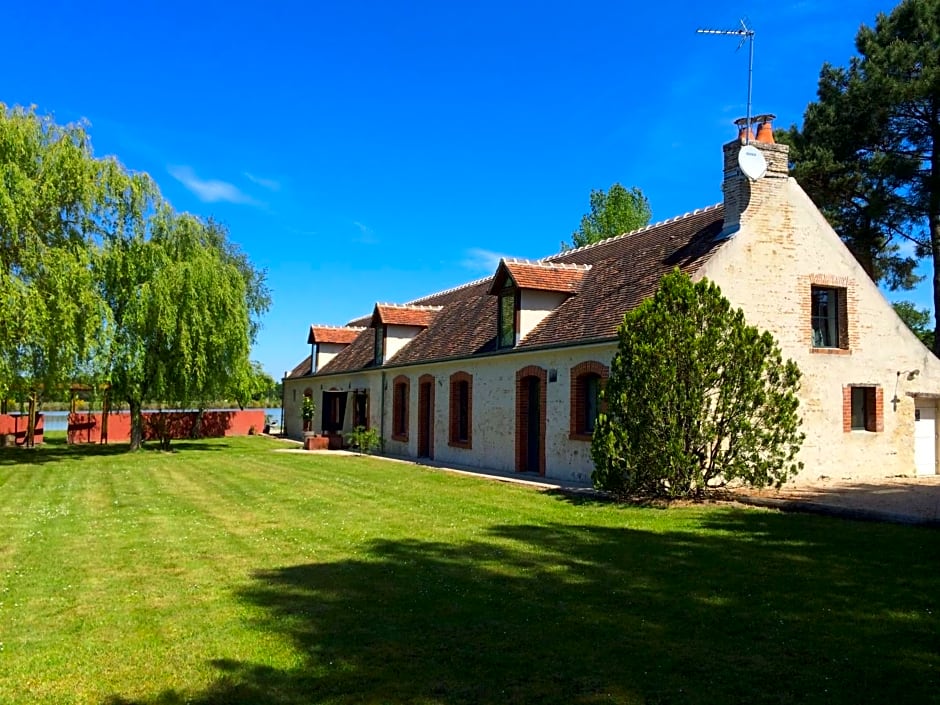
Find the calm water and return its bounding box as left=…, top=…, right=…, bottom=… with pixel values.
left=37, top=407, right=282, bottom=433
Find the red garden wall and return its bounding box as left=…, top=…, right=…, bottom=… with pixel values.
left=0, top=414, right=45, bottom=446
left=66, top=409, right=265, bottom=444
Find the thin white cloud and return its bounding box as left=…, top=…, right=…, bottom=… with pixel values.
left=353, top=221, right=378, bottom=244
left=168, top=165, right=257, bottom=205
left=461, top=247, right=507, bottom=272
left=244, top=172, right=281, bottom=191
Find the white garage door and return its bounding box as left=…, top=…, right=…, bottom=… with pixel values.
left=914, top=404, right=937, bottom=476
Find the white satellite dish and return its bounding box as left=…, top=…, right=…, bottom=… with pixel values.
left=738, top=144, right=767, bottom=181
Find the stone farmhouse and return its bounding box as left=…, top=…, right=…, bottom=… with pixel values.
left=283, top=120, right=940, bottom=485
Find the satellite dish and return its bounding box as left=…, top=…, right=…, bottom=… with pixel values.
left=738, top=144, right=767, bottom=181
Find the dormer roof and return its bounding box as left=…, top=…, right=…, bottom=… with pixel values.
left=487, top=259, right=591, bottom=295
left=371, top=303, right=443, bottom=328
left=307, top=325, right=365, bottom=345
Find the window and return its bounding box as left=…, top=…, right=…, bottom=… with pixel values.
left=498, top=287, right=516, bottom=348
left=570, top=361, right=609, bottom=440
left=811, top=286, right=846, bottom=349
left=374, top=326, right=386, bottom=364
left=392, top=376, right=409, bottom=441
left=449, top=372, right=472, bottom=448
left=583, top=374, right=601, bottom=433
left=843, top=385, right=882, bottom=432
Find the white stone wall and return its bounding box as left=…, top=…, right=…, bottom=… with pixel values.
left=519, top=290, right=568, bottom=341
left=385, top=325, right=423, bottom=362
left=699, top=175, right=940, bottom=481
left=287, top=343, right=615, bottom=483
left=316, top=342, right=348, bottom=372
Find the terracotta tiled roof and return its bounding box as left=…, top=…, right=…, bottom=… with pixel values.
left=372, top=304, right=442, bottom=327
left=389, top=281, right=497, bottom=365
left=286, top=355, right=313, bottom=379
left=317, top=328, right=378, bottom=375
left=307, top=325, right=365, bottom=345
left=521, top=205, right=726, bottom=347
left=308, top=204, right=727, bottom=375
left=488, top=259, right=590, bottom=294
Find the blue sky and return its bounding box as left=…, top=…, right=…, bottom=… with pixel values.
left=4, top=0, right=916, bottom=379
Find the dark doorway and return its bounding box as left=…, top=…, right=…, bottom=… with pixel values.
left=515, top=370, right=545, bottom=475
left=417, top=377, right=434, bottom=459
left=321, top=391, right=347, bottom=433
left=353, top=391, right=368, bottom=429
left=525, top=376, right=541, bottom=473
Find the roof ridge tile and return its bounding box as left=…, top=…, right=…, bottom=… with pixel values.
left=405, top=275, right=493, bottom=305
left=376, top=303, right=443, bottom=311
left=541, top=203, right=723, bottom=261
left=310, top=324, right=366, bottom=331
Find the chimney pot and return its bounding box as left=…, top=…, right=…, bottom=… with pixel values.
left=733, top=117, right=755, bottom=144
left=754, top=113, right=777, bottom=144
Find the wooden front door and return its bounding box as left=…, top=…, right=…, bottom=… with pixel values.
left=515, top=369, right=546, bottom=475
left=417, top=377, right=434, bottom=459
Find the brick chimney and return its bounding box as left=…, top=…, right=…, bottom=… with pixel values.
left=722, top=114, right=790, bottom=235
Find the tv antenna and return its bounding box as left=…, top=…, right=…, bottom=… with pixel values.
left=697, top=20, right=755, bottom=143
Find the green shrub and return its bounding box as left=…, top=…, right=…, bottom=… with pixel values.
left=348, top=426, right=381, bottom=455
left=591, top=270, right=804, bottom=499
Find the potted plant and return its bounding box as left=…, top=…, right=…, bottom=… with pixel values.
left=301, top=396, right=315, bottom=433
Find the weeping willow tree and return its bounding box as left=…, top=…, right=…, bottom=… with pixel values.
left=0, top=104, right=155, bottom=443
left=2, top=104, right=269, bottom=450
left=100, top=209, right=270, bottom=450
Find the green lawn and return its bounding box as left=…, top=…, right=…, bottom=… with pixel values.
left=0, top=435, right=937, bottom=705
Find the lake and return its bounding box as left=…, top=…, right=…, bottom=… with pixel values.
left=37, top=407, right=283, bottom=433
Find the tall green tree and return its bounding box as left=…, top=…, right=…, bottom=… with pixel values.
left=591, top=271, right=804, bottom=500
left=100, top=209, right=269, bottom=450
left=565, top=183, right=651, bottom=249
left=779, top=0, right=940, bottom=351
left=1, top=104, right=269, bottom=450
left=0, top=104, right=154, bottom=440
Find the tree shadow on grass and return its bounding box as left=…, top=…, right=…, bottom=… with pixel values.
left=104, top=509, right=940, bottom=705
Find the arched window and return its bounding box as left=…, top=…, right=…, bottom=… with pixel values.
left=570, top=361, right=609, bottom=440
left=448, top=372, right=473, bottom=448
left=392, top=376, right=409, bottom=441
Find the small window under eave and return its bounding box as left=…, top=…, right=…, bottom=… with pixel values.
left=373, top=325, right=386, bottom=365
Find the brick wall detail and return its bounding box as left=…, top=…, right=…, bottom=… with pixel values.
left=842, top=384, right=883, bottom=433
left=448, top=371, right=472, bottom=449
left=392, top=374, right=410, bottom=442
left=569, top=360, right=610, bottom=441
left=515, top=365, right=547, bottom=474
left=800, top=273, right=858, bottom=354
left=418, top=374, right=435, bottom=458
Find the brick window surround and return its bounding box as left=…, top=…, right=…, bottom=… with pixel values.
left=842, top=384, right=883, bottom=432
left=515, top=366, right=547, bottom=474
left=417, top=374, right=435, bottom=458
left=448, top=371, right=473, bottom=449
left=392, top=375, right=409, bottom=441
left=802, top=274, right=857, bottom=355
left=570, top=361, right=610, bottom=441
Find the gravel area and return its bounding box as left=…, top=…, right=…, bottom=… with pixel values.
left=735, top=475, right=940, bottom=525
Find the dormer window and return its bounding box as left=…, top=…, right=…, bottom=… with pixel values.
left=307, top=325, right=365, bottom=374
left=488, top=259, right=590, bottom=349
left=498, top=286, right=517, bottom=348
left=370, top=304, right=441, bottom=365
left=374, top=325, right=386, bottom=365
